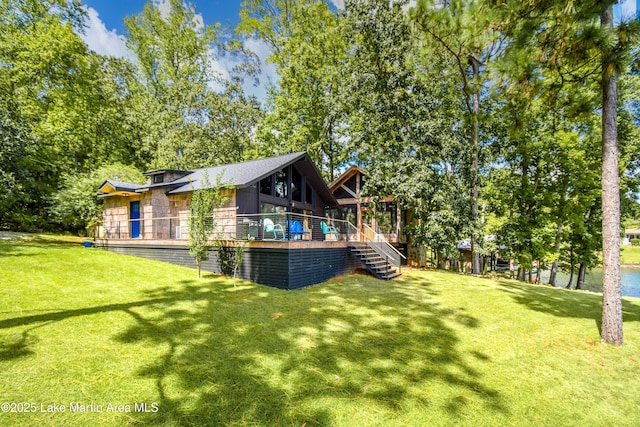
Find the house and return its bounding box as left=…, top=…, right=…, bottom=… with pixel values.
left=624, top=228, right=640, bottom=245
left=96, top=152, right=402, bottom=288
left=328, top=165, right=410, bottom=263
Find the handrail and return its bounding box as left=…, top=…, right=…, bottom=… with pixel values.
left=97, top=211, right=360, bottom=242
left=363, top=224, right=406, bottom=260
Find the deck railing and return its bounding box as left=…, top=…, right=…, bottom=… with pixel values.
left=98, top=212, right=360, bottom=243
left=363, top=224, right=406, bottom=270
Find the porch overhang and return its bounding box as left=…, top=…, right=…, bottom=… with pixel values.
left=97, top=181, right=143, bottom=198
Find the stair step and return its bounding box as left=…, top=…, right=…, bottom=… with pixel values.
left=351, top=247, right=375, bottom=254
left=367, top=260, right=388, bottom=267
left=349, top=243, right=401, bottom=280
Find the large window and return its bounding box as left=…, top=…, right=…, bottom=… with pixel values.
left=305, top=183, right=313, bottom=204
left=275, top=169, right=288, bottom=199
left=260, top=203, right=287, bottom=214
left=260, top=177, right=272, bottom=195
left=259, top=166, right=312, bottom=206
left=291, top=167, right=302, bottom=202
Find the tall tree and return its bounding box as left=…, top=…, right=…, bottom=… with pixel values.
left=600, top=2, right=623, bottom=345
left=0, top=0, right=140, bottom=229
left=238, top=0, right=348, bottom=180
left=495, top=0, right=640, bottom=345
left=412, top=0, right=504, bottom=274
left=340, top=0, right=473, bottom=265
left=126, top=0, right=261, bottom=170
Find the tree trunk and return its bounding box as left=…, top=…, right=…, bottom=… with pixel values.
left=549, top=223, right=563, bottom=286
left=566, top=247, right=574, bottom=289
left=576, top=263, right=587, bottom=290
left=600, top=4, right=623, bottom=346
left=549, top=261, right=558, bottom=286
left=509, top=257, right=515, bottom=279
left=437, top=250, right=445, bottom=269
left=566, top=265, right=573, bottom=289
left=470, top=57, right=481, bottom=275
left=535, top=260, right=541, bottom=284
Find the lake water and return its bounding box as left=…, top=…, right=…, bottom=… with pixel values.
left=538, top=268, right=640, bottom=298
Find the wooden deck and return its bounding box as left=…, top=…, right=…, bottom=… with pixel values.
left=95, top=238, right=348, bottom=249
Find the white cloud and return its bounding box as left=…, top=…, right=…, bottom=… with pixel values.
left=153, top=0, right=171, bottom=19
left=153, top=0, right=205, bottom=31
left=80, top=6, right=133, bottom=60
left=329, top=0, right=345, bottom=9
left=619, top=0, right=637, bottom=19
left=243, top=37, right=278, bottom=104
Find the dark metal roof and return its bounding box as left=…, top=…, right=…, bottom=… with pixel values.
left=167, top=152, right=307, bottom=193
left=167, top=152, right=336, bottom=205
left=142, top=169, right=192, bottom=176
left=97, top=153, right=337, bottom=205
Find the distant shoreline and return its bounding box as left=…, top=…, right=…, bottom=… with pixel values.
left=621, top=264, right=640, bottom=269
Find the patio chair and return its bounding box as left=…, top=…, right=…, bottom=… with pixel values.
left=264, top=218, right=285, bottom=240
left=320, top=221, right=339, bottom=241
left=287, top=220, right=310, bottom=240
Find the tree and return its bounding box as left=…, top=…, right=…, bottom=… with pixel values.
left=338, top=0, right=474, bottom=267
left=495, top=0, right=640, bottom=344
left=412, top=0, right=505, bottom=274
left=126, top=0, right=261, bottom=170
left=188, top=175, right=228, bottom=277
left=238, top=0, right=349, bottom=180
left=0, top=0, right=140, bottom=230
left=600, top=2, right=623, bottom=345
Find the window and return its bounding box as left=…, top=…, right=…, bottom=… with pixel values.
left=260, top=177, right=272, bottom=195
left=305, top=183, right=313, bottom=204
left=153, top=174, right=164, bottom=184
left=260, top=203, right=287, bottom=214
left=275, top=169, right=288, bottom=199
left=291, top=167, right=302, bottom=201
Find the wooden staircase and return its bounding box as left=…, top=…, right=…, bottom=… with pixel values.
left=349, top=242, right=401, bottom=280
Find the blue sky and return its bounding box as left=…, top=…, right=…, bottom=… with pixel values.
left=78, top=0, right=293, bottom=101
left=78, top=0, right=636, bottom=101
left=82, top=0, right=244, bottom=35
left=79, top=0, right=257, bottom=60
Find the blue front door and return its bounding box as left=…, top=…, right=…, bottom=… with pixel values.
left=130, top=201, right=140, bottom=238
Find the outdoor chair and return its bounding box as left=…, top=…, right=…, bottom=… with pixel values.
left=320, top=221, right=339, bottom=241
left=264, top=218, right=285, bottom=240
left=287, top=220, right=310, bottom=240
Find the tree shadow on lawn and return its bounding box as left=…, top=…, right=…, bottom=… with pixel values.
left=0, top=280, right=217, bottom=360
left=115, top=274, right=506, bottom=426
left=0, top=242, right=79, bottom=258
left=495, top=280, right=640, bottom=331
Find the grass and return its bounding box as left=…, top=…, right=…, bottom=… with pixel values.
left=621, top=245, right=640, bottom=265
left=1, top=239, right=640, bottom=426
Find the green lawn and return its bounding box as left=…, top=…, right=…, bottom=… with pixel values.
left=1, top=240, right=640, bottom=426
left=622, top=245, right=640, bottom=265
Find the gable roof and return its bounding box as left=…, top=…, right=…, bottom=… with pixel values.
left=97, top=152, right=337, bottom=205
left=142, top=169, right=191, bottom=176
left=329, top=164, right=366, bottom=192
left=167, top=152, right=307, bottom=193
left=97, top=180, right=144, bottom=197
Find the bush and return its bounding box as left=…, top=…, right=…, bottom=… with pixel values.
left=631, top=238, right=640, bottom=246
